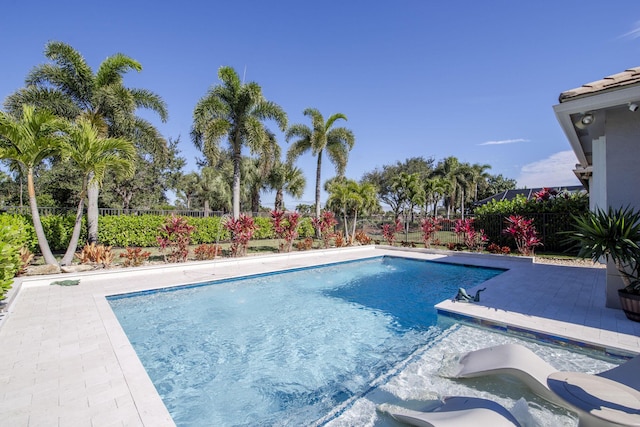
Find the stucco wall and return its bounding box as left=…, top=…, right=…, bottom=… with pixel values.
left=603, top=108, right=640, bottom=308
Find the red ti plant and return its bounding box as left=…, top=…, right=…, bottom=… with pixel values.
left=454, top=218, right=488, bottom=252
left=271, top=210, right=300, bottom=253
left=381, top=218, right=403, bottom=246
left=156, top=214, right=196, bottom=263
left=533, top=187, right=558, bottom=202
left=420, top=217, right=441, bottom=248
left=503, top=215, right=542, bottom=256
left=312, top=210, right=338, bottom=249
left=224, top=214, right=258, bottom=257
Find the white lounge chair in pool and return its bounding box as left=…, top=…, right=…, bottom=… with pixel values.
left=448, top=343, right=640, bottom=427
left=378, top=396, right=522, bottom=427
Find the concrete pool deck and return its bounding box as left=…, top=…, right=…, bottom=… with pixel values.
left=1, top=245, right=639, bottom=426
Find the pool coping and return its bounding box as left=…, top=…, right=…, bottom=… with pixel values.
left=2, top=246, right=639, bottom=426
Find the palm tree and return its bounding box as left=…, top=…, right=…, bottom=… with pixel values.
left=469, top=163, right=492, bottom=202
left=0, top=105, right=67, bottom=265
left=191, top=66, right=287, bottom=218
left=434, top=157, right=473, bottom=218
left=59, top=118, right=136, bottom=265
left=349, top=181, right=378, bottom=241
left=196, top=166, right=231, bottom=216
left=266, top=161, right=306, bottom=211
left=391, top=172, right=425, bottom=222
left=286, top=108, right=355, bottom=219
left=5, top=41, right=168, bottom=243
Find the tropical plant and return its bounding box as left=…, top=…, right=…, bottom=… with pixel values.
left=59, top=118, right=136, bottom=265
left=192, top=66, right=287, bottom=218
left=420, top=217, right=441, bottom=248
left=119, top=247, right=151, bottom=267
left=503, top=215, right=542, bottom=256
left=286, top=108, right=355, bottom=219
left=312, top=210, right=338, bottom=249
left=0, top=105, right=67, bottom=265
left=382, top=218, right=403, bottom=246
left=193, top=243, right=222, bottom=260
left=224, top=214, right=258, bottom=257
left=434, top=156, right=474, bottom=218
left=567, top=207, right=640, bottom=292
left=5, top=41, right=168, bottom=243
left=270, top=210, right=300, bottom=253
left=156, top=215, right=195, bottom=263
left=75, top=243, right=115, bottom=266
left=267, top=160, right=306, bottom=211
left=454, top=218, right=487, bottom=252
left=0, top=223, right=29, bottom=299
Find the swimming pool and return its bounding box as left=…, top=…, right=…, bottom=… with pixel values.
left=108, top=256, right=503, bottom=426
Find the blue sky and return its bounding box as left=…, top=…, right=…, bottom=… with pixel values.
left=3, top=1, right=640, bottom=207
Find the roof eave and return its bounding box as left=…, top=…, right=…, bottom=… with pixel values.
left=553, top=84, right=640, bottom=168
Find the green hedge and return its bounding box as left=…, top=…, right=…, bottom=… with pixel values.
left=0, top=216, right=33, bottom=299
left=7, top=213, right=318, bottom=252
left=473, top=193, right=589, bottom=253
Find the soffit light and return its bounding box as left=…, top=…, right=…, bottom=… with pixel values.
left=581, top=113, right=595, bottom=126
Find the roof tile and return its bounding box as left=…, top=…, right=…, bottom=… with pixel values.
left=559, top=66, right=640, bottom=102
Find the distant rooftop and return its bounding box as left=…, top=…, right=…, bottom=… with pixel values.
left=474, top=185, right=584, bottom=207
left=559, top=67, right=640, bottom=102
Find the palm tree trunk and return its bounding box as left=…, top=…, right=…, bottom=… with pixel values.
left=315, top=151, right=323, bottom=219
left=60, top=188, right=86, bottom=266
left=87, top=179, right=99, bottom=244
left=27, top=169, right=57, bottom=266
left=351, top=210, right=358, bottom=243
left=274, top=189, right=284, bottom=211
left=232, top=140, right=242, bottom=219
left=342, top=210, right=349, bottom=240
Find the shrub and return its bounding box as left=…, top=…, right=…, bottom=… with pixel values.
left=382, top=218, right=403, bottom=246
left=156, top=215, right=195, bottom=263
left=0, top=224, right=26, bottom=299
left=354, top=230, right=372, bottom=245
left=454, top=218, right=487, bottom=252
left=271, top=210, right=300, bottom=253
left=193, top=243, right=222, bottom=260
left=100, top=215, right=163, bottom=247
left=296, top=237, right=314, bottom=251
left=420, top=217, right=440, bottom=248
left=297, top=217, right=315, bottom=238
left=189, top=217, right=229, bottom=244
left=503, top=215, right=542, bottom=256
left=487, top=243, right=511, bottom=255
left=224, top=215, right=258, bottom=257
left=75, top=243, right=115, bottom=266
left=119, top=247, right=151, bottom=267
left=312, top=211, right=338, bottom=249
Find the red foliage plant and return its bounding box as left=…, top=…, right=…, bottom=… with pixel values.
left=420, top=217, right=441, bottom=248
left=193, top=243, right=222, bottom=260
left=503, top=215, right=542, bottom=256
left=224, top=214, right=258, bottom=257
left=312, top=211, right=338, bottom=249
left=271, top=210, right=300, bottom=253
left=119, top=247, right=151, bottom=267
left=156, top=214, right=195, bottom=263
left=454, top=218, right=488, bottom=252
left=381, top=218, right=403, bottom=246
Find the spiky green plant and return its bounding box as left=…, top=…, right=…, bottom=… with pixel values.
left=568, top=206, right=640, bottom=291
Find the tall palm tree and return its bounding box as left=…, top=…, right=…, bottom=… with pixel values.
left=391, top=172, right=425, bottom=222
left=191, top=66, right=287, bottom=218
left=0, top=105, right=67, bottom=265
left=59, top=118, right=136, bottom=265
left=5, top=41, right=168, bottom=243
left=267, top=161, right=306, bottom=210
left=286, top=108, right=355, bottom=219
left=423, top=176, right=448, bottom=217
left=434, top=157, right=473, bottom=218
left=469, top=163, right=492, bottom=202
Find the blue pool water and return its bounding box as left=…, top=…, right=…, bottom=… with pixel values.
left=108, top=256, right=503, bottom=426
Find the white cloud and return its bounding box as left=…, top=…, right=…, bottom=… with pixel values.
left=516, top=150, right=581, bottom=188
left=478, top=138, right=529, bottom=146
left=620, top=21, right=640, bottom=40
